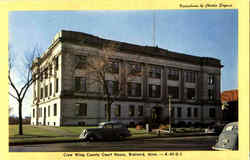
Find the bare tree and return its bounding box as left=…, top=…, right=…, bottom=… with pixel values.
left=84, top=43, right=121, bottom=121
left=82, top=42, right=143, bottom=121
left=8, top=46, right=43, bottom=135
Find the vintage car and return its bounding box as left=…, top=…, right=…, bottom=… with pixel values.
left=79, top=121, right=131, bottom=141
left=212, top=122, right=238, bottom=150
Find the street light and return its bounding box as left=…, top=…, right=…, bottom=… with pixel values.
left=168, top=95, right=172, bottom=134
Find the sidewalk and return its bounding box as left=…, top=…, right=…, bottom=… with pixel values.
left=9, top=131, right=217, bottom=146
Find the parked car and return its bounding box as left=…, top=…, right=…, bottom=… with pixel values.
left=212, top=122, right=238, bottom=150
left=79, top=121, right=131, bottom=141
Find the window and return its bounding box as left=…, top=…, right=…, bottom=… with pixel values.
left=138, top=105, right=143, bottom=116
left=33, top=109, right=35, bottom=118
left=185, top=71, right=196, bottom=83
left=209, top=108, right=216, bottom=118
left=149, top=84, right=161, bottom=98
left=106, top=80, right=119, bottom=95
left=76, top=103, right=87, bottom=116
left=194, top=108, right=198, bottom=117
left=44, top=68, right=48, bottom=79
left=208, top=74, right=215, bottom=85
left=108, top=61, right=119, bottom=73
left=208, top=89, right=215, bottom=100
left=187, top=88, right=195, bottom=100
left=129, top=105, right=135, bottom=116
left=49, top=65, right=53, bottom=76
left=187, top=107, right=191, bottom=117
left=48, top=106, right=50, bottom=117
left=171, top=107, right=175, bottom=117
left=168, top=68, right=179, bottom=80
left=49, top=83, right=52, bottom=96
left=149, top=65, right=161, bottom=78
left=127, top=82, right=141, bottom=97
left=45, top=85, right=48, bottom=98
left=55, top=56, right=59, bottom=70
left=38, top=108, right=42, bottom=118
left=75, top=55, right=86, bottom=69
left=168, top=86, right=179, bottom=99
left=115, top=104, right=121, bottom=117
left=56, top=78, right=59, bottom=93
left=54, top=104, right=57, bottom=116
left=128, top=63, right=142, bottom=75
left=40, top=88, right=43, bottom=99
left=177, top=107, right=182, bottom=118
left=75, top=77, right=87, bottom=92
left=44, top=108, right=46, bottom=118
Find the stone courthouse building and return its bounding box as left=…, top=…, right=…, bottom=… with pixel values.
left=31, top=30, right=223, bottom=126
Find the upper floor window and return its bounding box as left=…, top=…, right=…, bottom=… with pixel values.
left=185, top=71, right=196, bottom=83
left=128, top=63, right=142, bottom=76
left=149, top=65, right=161, bottom=79
left=127, top=82, right=141, bottom=97
left=208, top=89, right=215, bottom=100
left=44, top=68, right=48, bottom=79
left=55, top=56, right=59, bottom=70
left=168, top=68, right=179, bottom=81
left=106, top=80, right=119, bottom=96
left=49, top=65, right=53, bottom=76
left=49, top=83, right=52, bottom=96
left=45, top=85, right=48, bottom=98
left=149, top=84, right=161, bottom=98
left=208, top=74, right=215, bottom=85
left=75, top=77, right=87, bottom=92
left=168, top=86, right=179, bottom=99
left=75, top=55, right=87, bottom=69
left=40, top=88, right=43, bottom=99
left=187, top=88, right=195, bottom=100
left=108, top=61, right=119, bottom=74
left=56, top=78, right=59, bottom=93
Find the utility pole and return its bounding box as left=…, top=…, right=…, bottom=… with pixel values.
left=169, top=95, right=172, bottom=133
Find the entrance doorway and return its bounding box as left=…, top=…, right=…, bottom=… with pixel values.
left=151, top=106, right=162, bottom=123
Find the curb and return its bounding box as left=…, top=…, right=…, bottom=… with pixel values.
left=9, top=133, right=217, bottom=146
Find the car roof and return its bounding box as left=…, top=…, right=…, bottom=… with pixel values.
left=99, top=121, right=124, bottom=125
left=225, top=122, right=238, bottom=127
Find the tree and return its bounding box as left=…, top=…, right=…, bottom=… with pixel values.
left=8, top=46, right=43, bottom=135
left=84, top=43, right=121, bottom=121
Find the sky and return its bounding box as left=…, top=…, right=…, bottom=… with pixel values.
left=9, top=10, right=238, bottom=117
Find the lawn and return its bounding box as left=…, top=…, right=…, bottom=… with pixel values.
left=9, top=125, right=204, bottom=144
left=9, top=125, right=154, bottom=144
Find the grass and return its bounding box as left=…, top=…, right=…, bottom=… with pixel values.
left=9, top=125, right=204, bottom=144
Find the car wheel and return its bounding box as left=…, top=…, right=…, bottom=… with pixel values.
left=87, top=135, right=95, bottom=142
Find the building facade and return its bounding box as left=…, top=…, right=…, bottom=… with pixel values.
left=31, top=30, right=223, bottom=126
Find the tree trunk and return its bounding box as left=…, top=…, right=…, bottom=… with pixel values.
left=107, top=102, right=111, bottom=121
left=18, top=101, right=23, bottom=135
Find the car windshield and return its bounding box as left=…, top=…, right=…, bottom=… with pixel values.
left=98, top=124, right=104, bottom=128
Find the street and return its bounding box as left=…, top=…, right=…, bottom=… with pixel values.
left=10, top=135, right=217, bottom=152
